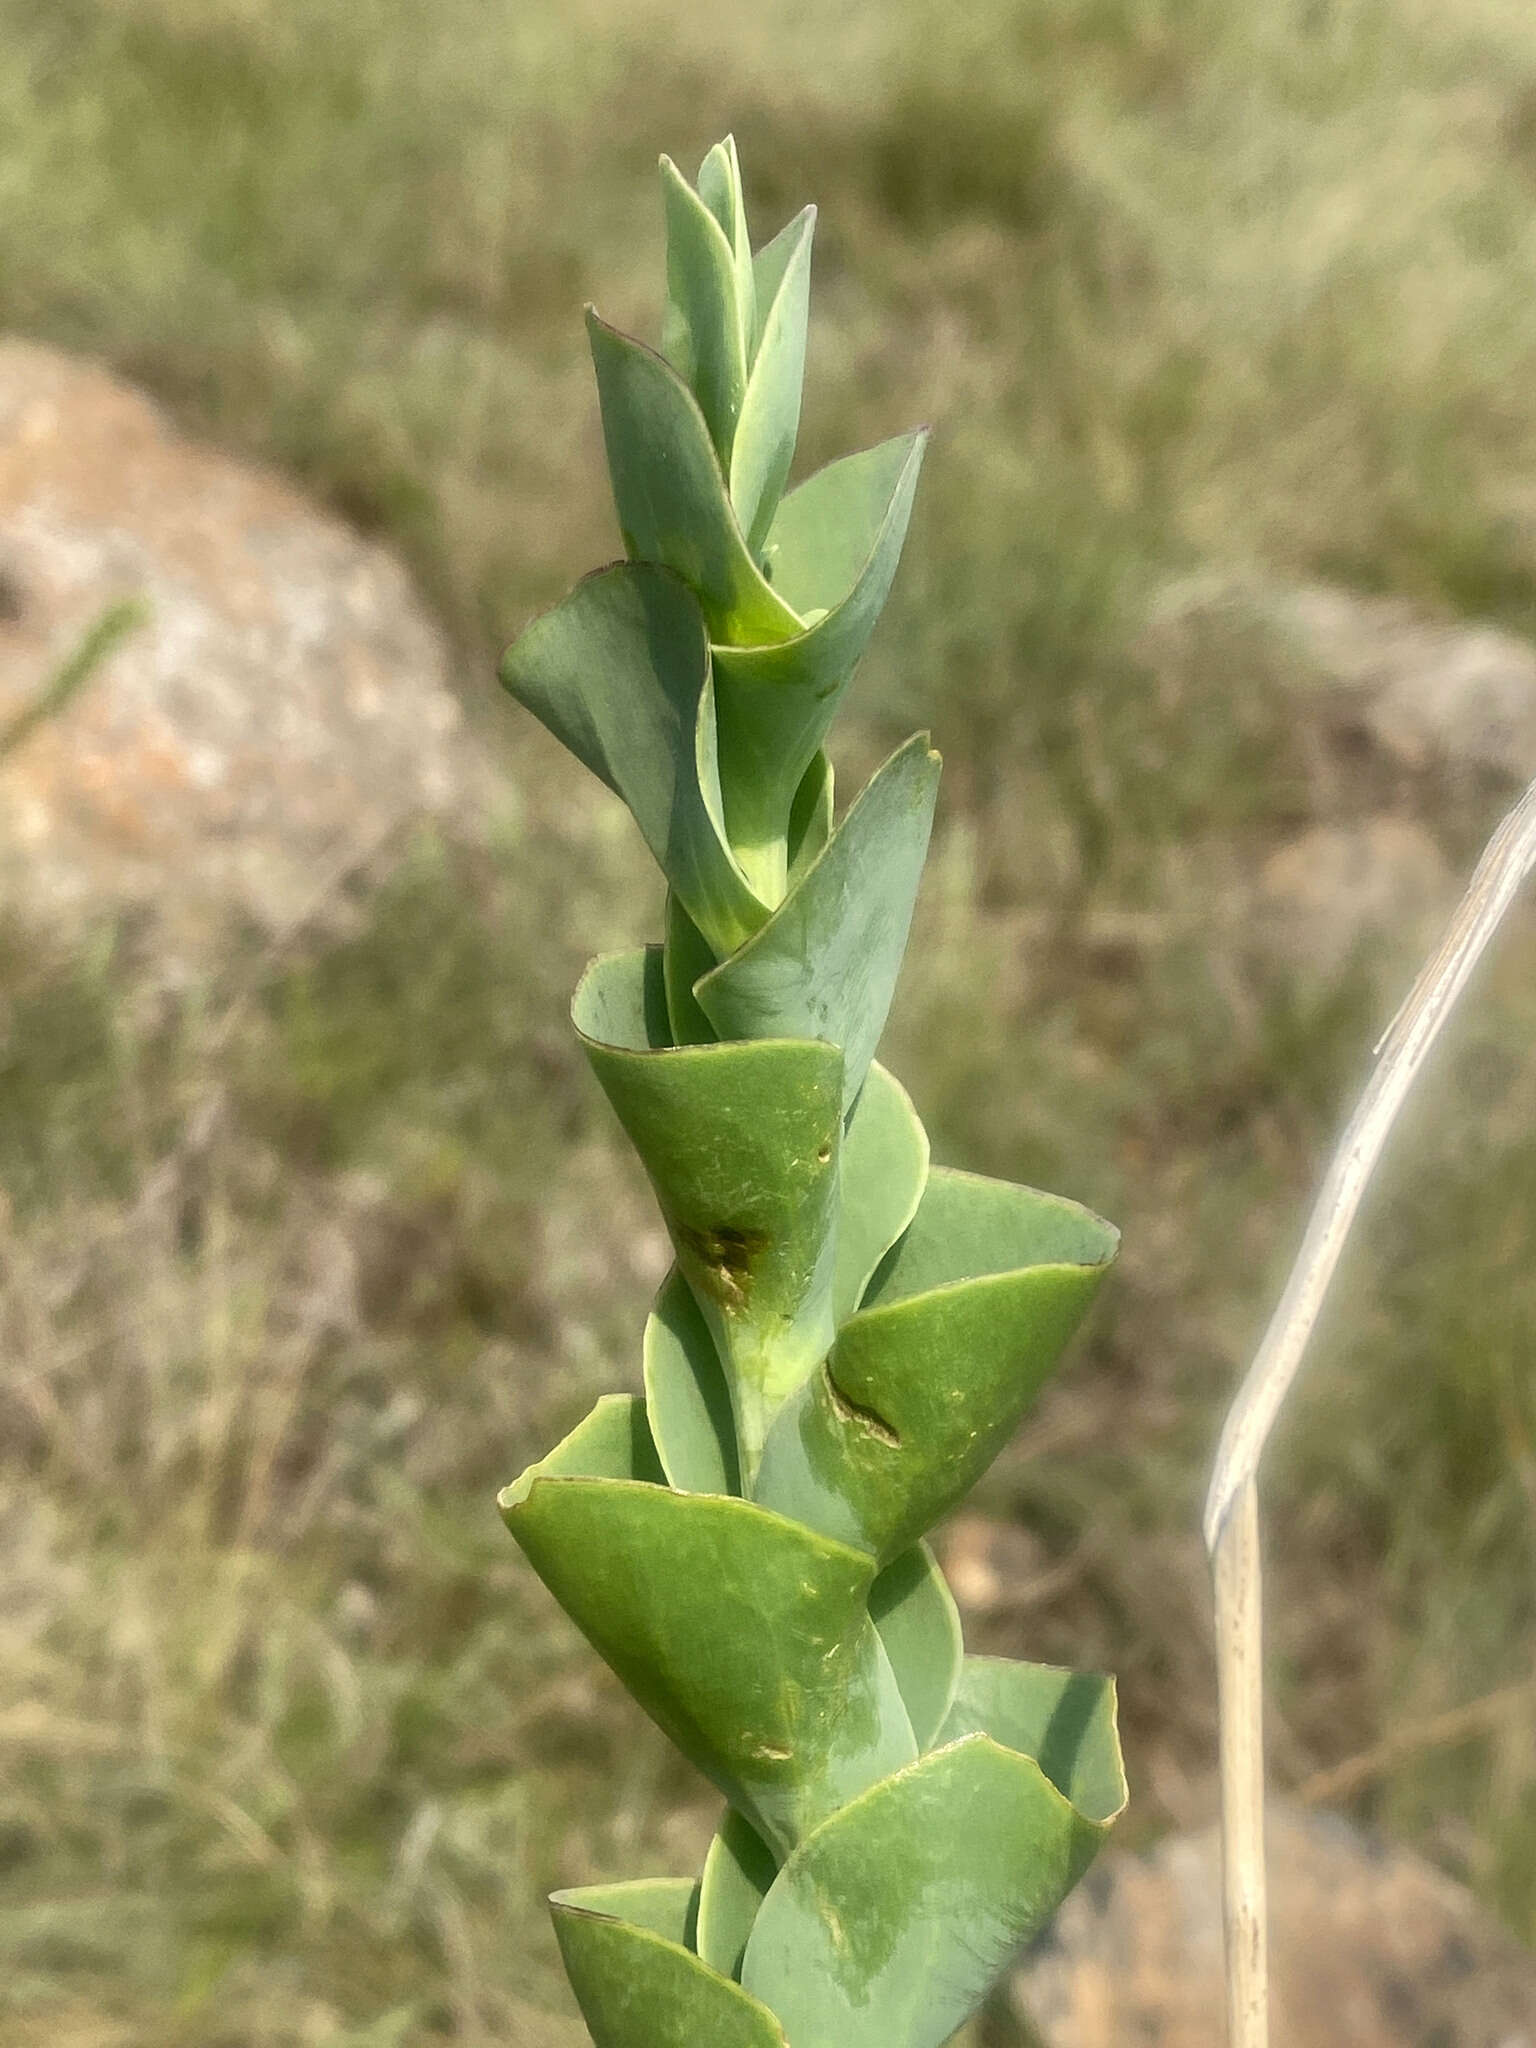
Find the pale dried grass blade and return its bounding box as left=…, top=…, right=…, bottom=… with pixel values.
left=1204, top=772, right=1536, bottom=2048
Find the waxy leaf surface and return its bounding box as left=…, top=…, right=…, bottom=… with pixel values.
left=575, top=947, right=842, bottom=1476
left=507, top=1391, right=665, bottom=1493
left=751, top=199, right=806, bottom=351
left=553, top=1888, right=785, bottom=2048
left=556, top=1878, right=697, bottom=1946
left=712, top=432, right=928, bottom=859
left=588, top=313, right=798, bottom=647
left=868, top=1542, right=963, bottom=1751
left=661, top=154, right=747, bottom=462
left=940, top=1658, right=1126, bottom=1827
left=835, top=1061, right=929, bottom=1323
left=696, top=735, right=941, bottom=1111
left=786, top=749, right=834, bottom=883
left=502, top=1479, right=916, bottom=1856
left=741, top=1732, right=1117, bottom=2048
left=642, top=1267, right=739, bottom=1496
left=753, top=1169, right=1117, bottom=1559
left=661, top=892, right=718, bottom=1047
left=696, top=137, right=755, bottom=337
left=864, top=1164, right=1119, bottom=1306
left=730, top=204, right=814, bottom=552
left=696, top=1809, right=778, bottom=1981
left=499, top=564, right=763, bottom=957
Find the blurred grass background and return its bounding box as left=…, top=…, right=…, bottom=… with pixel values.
left=2, top=0, right=1536, bottom=2040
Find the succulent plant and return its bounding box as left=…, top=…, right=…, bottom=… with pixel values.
left=498, top=135, right=1125, bottom=2048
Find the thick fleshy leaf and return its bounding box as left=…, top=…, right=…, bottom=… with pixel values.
left=869, top=1543, right=963, bottom=1752
left=730, top=205, right=814, bottom=552
left=695, top=735, right=941, bottom=1111
left=499, top=564, right=764, bottom=957
left=553, top=1889, right=785, bottom=2048
left=863, top=1165, right=1118, bottom=1307
left=643, top=1268, right=739, bottom=1496
left=711, top=432, right=928, bottom=861
left=661, top=155, right=747, bottom=462
left=696, top=1810, right=778, bottom=1981
left=697, top=137, right=755, bottom=341
left=940, top=1658, right=1126, bottom=1827
left=786, top=749, right=834, bottom=884
left=753, top=1169, right=1118, bottom=1559
left=556, top=1878, right=698, bottom=1947
left=836, top=1062, right=929, bottom=1323
left=501, top=1479, right=916, bottom=1856
left=574, top=947, right=842, bottom=1478
left=751, top=203, right=807, bottom=355
left=740, top=1734, right=1116, bottom=2048
left=762, top=431, right=928, bottom=620
left=587, top=313, right=799, bottom=647
left=516, top=1392, right=666, bottom=1489
left=662, top=893, right=718, bottom=1047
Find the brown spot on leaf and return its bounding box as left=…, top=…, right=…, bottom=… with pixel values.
left=825, top=1368, right=900, bottom=1446
left=674, top=1221, right=769, bottom=1314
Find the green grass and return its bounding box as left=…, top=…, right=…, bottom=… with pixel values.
left=3, top=0, right=1536, bottom=2038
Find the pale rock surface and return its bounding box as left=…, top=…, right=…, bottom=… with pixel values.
left=1268, top=580, right=1536, bottom=782
left=1254, top=816, right=1454, bottom=980
left=0, top=340, right=495, bottom=963
left=1147, top=572, right=1536, bottom=784
left=1014, top=1804, right=1536, bottom=2048
left=1141, top=573, right=1536, bottom=981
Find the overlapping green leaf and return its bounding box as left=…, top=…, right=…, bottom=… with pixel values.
left=574, top=947, right=842, bottom=1477
left=835, top=1061, right=929, bottom=1322
left=696, top=1810, right=778, bottom=1981
left=740, top=1731, right=1119, bottom=2048
left=661, top=154, right=748, bottom=463
left=712, top=432, right=928, bottom=863
left=498, top=131, right=1126, bottom=2048
left=588, top=313, right=799, bottom=647
left=502, top=1478, right=915, bottom=1856
left=558, top=1878, right=698, bottom=1948
left=786, top=749, right=834, bottom=884
left=499, top=563, right=765, bottom=957
left=862, top=1165, right=1118, bottom=1307
left=868, top=1543, right=963, bottom=1751
left=662, top=893, right=718, bottom=1048
left=638, top=1063, right=929, bottom=1499
left=752, top=1168, right=1117, bottom=1559
left=940, top=1658, right=1126, bottom=1828
left=553, top=1887, right=786, bottom=2048
left=695, top=736, right=941, bottom=1110
left=643, top=1267, right=739, bottom=1496
left=510, top=1391, right=665, bottom=1491
left=730, top=204, right=814, bottom=552
left=696, top=137, right=755, bottom=339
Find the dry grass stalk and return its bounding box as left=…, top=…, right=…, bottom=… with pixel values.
left=1204, top=771, right=1536, bottom=2048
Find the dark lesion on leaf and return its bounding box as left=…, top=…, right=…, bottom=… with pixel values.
left=825, top=1367, right=900, bottom=1447
left=675, top=1220, right=770, bottom=1312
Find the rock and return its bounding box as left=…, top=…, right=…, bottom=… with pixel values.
left=1271, top=582, right=1536, bottom=783
left=0, top=340, right=496, bottom=965
left=1254, top=817, right=1454, bottom=982
left=1014, top=1804, right=1536, bottom=2048
left=1138, top=573, right=1536, bottom=984
left=1147, top=572, right=1536, bottom=785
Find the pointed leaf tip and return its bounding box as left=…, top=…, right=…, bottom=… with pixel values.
left=697, top=733, right=941, bottom=1111
left=498, top=562, right=764, bottom=957
left=554, top=1891, right=788, bottom=2048
left=587, top=312, right=797, bottom=647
